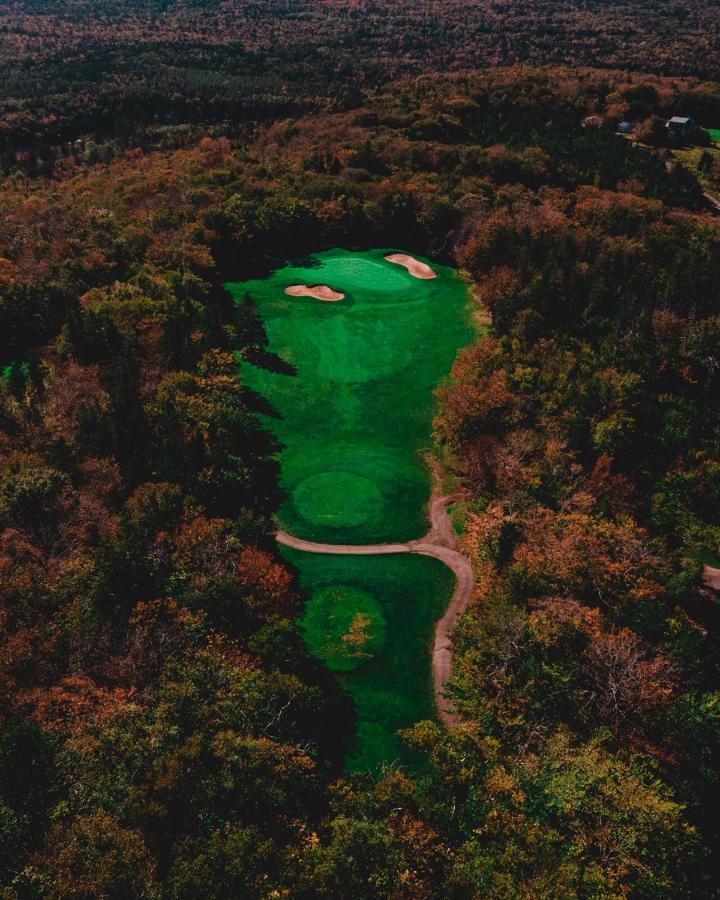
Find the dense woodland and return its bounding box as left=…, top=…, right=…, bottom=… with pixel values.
left=5, top=0, right=720, bottom=170
left=1, top=4, right=720, bottom=897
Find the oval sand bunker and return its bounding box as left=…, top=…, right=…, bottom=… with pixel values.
left=384, top=253, right=437, bottom=280
left=285, top=284, right=345, bottom=301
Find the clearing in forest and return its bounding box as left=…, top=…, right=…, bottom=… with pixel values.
left=229, top=248, right=473, bottom=769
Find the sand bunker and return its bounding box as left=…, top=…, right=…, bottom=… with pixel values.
left=285, top=284, right=344, bottom=302
left=384, top=253, right=437, bottom=280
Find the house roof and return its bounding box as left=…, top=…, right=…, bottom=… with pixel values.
left=668, top=116, right=693, bottom=124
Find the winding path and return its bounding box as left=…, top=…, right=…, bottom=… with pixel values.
left=276, top=483, right=474, bottom=728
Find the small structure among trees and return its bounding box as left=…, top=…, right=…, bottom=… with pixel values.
left=666, top=115, right=697, bottom=137
left=664, top=115, right=712, bottom=147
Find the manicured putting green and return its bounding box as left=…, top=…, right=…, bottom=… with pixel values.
left=228, top=248, right=473, bottom=544
left=284, top=548, right=455, bottom=771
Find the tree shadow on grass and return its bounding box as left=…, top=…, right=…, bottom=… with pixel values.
left=286, top=253, right=322, bottom=270
left=243, top=347, right=298, bottom=376
left=241, top=386, right=283, bottom=419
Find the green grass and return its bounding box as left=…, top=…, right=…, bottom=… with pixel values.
left=300, top=584, right=387, bottom=671
left=284, top=548, right=455, bottom=772
left=228, top=248, right=473, bottom=544
left=228, top=248, right=473, bottom=770
left=709, top=128, right=720, bottom=143
left=1, top=360, right=26, bottom=380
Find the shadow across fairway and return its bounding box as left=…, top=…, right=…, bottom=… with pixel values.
left=244, top=347, right=298, bottom=376
left=241, top=386, right=283, bottom=420
left=287, top=253, right=323, bottom=270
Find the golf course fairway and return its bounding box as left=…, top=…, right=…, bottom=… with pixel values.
left=229, top=248, right=473, bottom=770
left=284, top=549, right=455, bottom=770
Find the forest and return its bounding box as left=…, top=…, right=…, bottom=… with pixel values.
left=4, top=0, right=720, bottom=170
left=1, top=3, right=720, bottom=898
